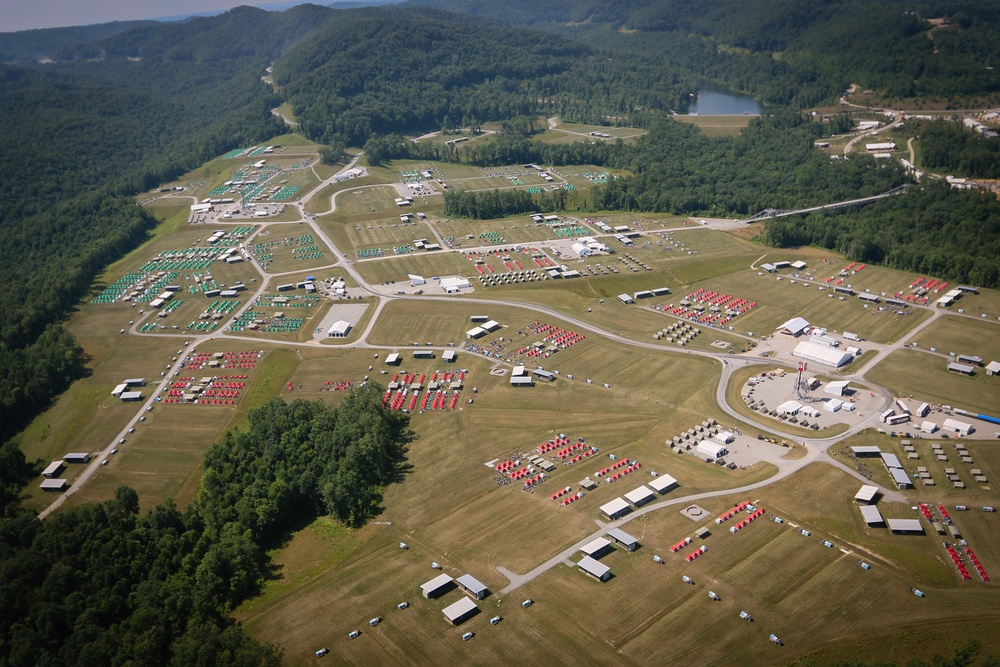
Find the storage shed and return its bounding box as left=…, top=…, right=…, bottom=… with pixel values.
left=854, top=485, right=879, bottom=504
left=648, top=474, right=678, bottom=494
left=580, top=537, right=612, bottom=559
left=40, top=478, right=68, bottom=492
left=600, top=498, right=631, bottom=520
left=624, top=485, right=655, bottom=507
left=42, top=461, right=65, bottom=478
left=607, top=528, right=639, bottom=552
left=888, top=519, right=925, bottom=534
left=420, top=573, right=454, bottom=599
left=456, top=574, right=489, bottom=600
left=860, top=505, right=884, bottom=526
left=442, top=597, right=479, bottom=625
left=577, top=556, right=611, bottom=582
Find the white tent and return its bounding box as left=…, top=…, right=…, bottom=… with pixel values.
left=696, top=441, right=727, bottom=459
left=777, top=317, right=810, bottom=336
left=825, top=380, right=851, bottom=395
left=794, top=341, right=852, bottom=368
left=823, top=398, right=844, bottom=412
left=408, top=274, right=426, bottom=286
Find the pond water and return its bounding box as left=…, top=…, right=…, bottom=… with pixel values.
left=686, top=86, right=764, bottom=116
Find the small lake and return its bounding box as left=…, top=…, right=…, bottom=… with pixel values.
left=685, top=86, right=764, bottom=116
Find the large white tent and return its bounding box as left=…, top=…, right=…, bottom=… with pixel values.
left=794, top=341, right=852, bottom=368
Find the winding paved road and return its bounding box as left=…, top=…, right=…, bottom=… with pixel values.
left=42, top=150, right=990, bottom=600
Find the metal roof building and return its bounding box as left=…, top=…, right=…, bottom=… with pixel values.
left=777, top=317, right=810, bottom=336
left=385, top=353, right=400, bottom=365
left=577, top=556, right=611, bottom=581
left=580, top=537, right=612, bottom=558
left=648, top=474, right=678, bottom=494
left=888, top=519, right=924, bottom=534
left=860, top=505, right=884, bottom=525
left=854, top=485, right=879, bottom=504
left=600, top=498, right=631, bottom=520
left=42, top=461, right=64, bottom=478
left=420, top=573, right=454, bottom=599
left=793, top=341, right=852, bottom=368
left=456, top=574, right=489, bottom=600
left=443, top=350, right=456, bottom=363
left=607, top=528, right=639, bottom=552
left=442, top=597, right=479, bottom=624
left=851, top=446, right=882, bottom=457
left=947, top=362, right=975, bottom=375
left=39, top=478, right=68, bottom=492
left=624, top=485, right=655, bottom=507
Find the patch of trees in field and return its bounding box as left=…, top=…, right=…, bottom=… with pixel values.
left=0, top=388, right=411, bottom=666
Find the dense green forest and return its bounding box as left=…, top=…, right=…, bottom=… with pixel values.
left=761, top=181, right=1000, bottom=288
left=417, top=0, right=1000, bottom=105
left=917, top=119, right=1000, bottom=178
left=273, top=6, right=695, bottom=147
left=0, top=389, right=411, bottom=666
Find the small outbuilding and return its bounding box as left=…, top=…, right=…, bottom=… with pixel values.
left=648, top=474, right=678, bottom=494
left=40, top=478, right=68, bottom=492
left=854, top=485, right=880, bottom=504
left=600, top=498, right=631, bottom=520
left=580, top=537, right=612, bottom=559
left=624, top=485, right=656, bottom=508
left=420, top=573, right=454, bottom=599
left=456, top=574, right=489, bottom=600
left=888, top=519, right=925, bottom=534
left=607, top=528, right=639, bottom=552
left=860, top=505, right=885, bottom=526
left=577, top=556, right=611, bottom=582
left=442, top=597, right=479, bottom=625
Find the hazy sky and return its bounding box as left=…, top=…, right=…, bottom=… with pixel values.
left=3, top=1, right=283, bottom=33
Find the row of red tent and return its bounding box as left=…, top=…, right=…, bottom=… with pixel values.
left=685, top=546, right=708, bottom=562
left=550, top=486, right=573, bottom=500
left=919, top=503, right=934, bottom=521
left=556, top=443, right=592, bottom=459
left=429, top=371, right=464, bottom=383
left=323, top=381, right=353, bottom=390
left=187, top=361, right=258, bottom=370
left=186, top=350, right=262, bottom=361
left=509, top=467, right=532, bottom=481
left=162, top=398, right=235, bottom=405
left=715, top=501, right=752, bottom=524
left=560, top=493, right=582, bottom=506
left=390, top=373, right=427, bottom=385
left=670, top=537, right=692, bottom=553
left=563, top=450, right=597, bottom=465
left=537, top=436, right=573, bottom=454
left=730, top=508, right=766, bottom=533
left=381, top=388, right=458, bottom=411
left=965, top=548, right=990, bottom=581
left=496, top=460, right=519, bottom=474
left=523, top=474, right=544, bottom=489
left=532, top=257, right=555, bottom=268
left=909, top=277, right=948, bottom=293
left=595, top=458, right=633, bottom=477
left=945, top=545, right=973, bottom=580
left=606, top=462, right=642, bottom=482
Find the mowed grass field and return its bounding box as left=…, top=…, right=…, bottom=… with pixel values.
left=671, top=114, right=754, bottom=137
left=240, top=333, right=802, bottom=665
left=355, top=253, right=475, bottom=285
left=866, top=349, right=1000, bottom=416
left=914, top=315, right=1000, bottom=362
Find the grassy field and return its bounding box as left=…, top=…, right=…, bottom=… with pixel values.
left=912, top=315, right=1000, bottom=362
left=355, top=254, right=476, bottom=285
left=671, top=114, right=754, bottom=137
left=866, top=349, right=1000, bottom=416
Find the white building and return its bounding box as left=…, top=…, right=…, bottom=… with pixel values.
left=793, top=341, right=852, bottom=368
left=696, top=441, right=727, bottom=459
left=328, top=320, right=352, bottom=337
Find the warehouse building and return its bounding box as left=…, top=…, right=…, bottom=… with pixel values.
left=648, top=473, right=678, bottom=494
left=580, top=537, right=612, bottom=559
left=793, top=341, right=852, bottom=368
left=624, top=485, right=655, bottom=508
left=327, top=320, right=352, bottom=337
left=854, top=484, right=880, bottom=504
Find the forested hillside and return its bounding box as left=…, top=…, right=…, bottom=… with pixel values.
left=416, top=0, right=1000, bottom=105
left=0, top=6, right=332, bottom=443
left=274, top=6, right=694, bottom=146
